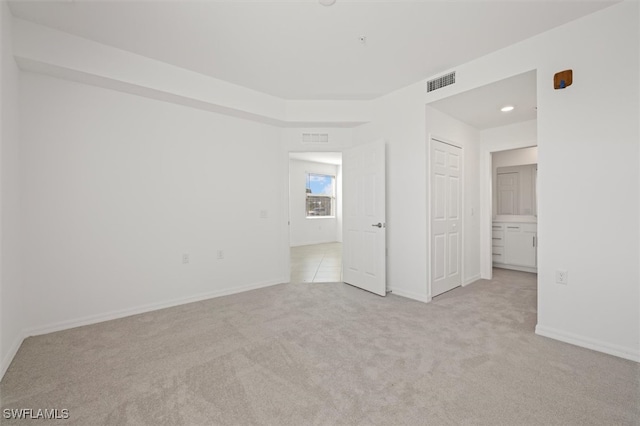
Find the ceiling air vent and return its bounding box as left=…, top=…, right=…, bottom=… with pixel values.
left=427, top=71, right=456, bottom=93
left=301, top=133, right=329, bottom=144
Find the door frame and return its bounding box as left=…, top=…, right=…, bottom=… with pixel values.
left=427, top=135, right=465, bottom=299
left=282, top=149, right=344, bottom=283
left=480, top=143, right=538, bottom=280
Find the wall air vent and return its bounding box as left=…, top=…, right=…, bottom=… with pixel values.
left=427, top=71, right=456, bottom=93
left=301, top=133, right=329, bottom=144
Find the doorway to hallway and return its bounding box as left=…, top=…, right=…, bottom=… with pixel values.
left=288, top=151, right=343, bottom=284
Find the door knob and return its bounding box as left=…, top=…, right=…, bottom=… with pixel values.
left=371, top=223, right=383, bottom=228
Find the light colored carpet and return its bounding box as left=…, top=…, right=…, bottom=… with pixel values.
left=1, top=268, right=639, bottom=425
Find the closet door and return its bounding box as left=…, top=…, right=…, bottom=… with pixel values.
left=430, top=139, right=463, bottom=297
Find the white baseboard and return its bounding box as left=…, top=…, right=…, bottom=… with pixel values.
left=463, top=274, right=482, bottom=286
left=1, top=331, right=26, bottom=382
left=493, top=264, right=537, bottom=274
left=388, top=287, right=431, bottom=303
left=535, top=325, right=640, bottom=363
left=290, top=240, right=340, bottom=248
left=26, top=278, right=286, bottom=337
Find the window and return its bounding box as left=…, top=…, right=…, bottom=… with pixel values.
left=306, top=173, right=335, bottom=217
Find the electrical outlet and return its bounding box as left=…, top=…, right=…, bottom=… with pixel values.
left=217, top=250, right=224, bottom=260
left=182, top=253, right=189, bottom=264
left=556, top=269, right=568, bottom=285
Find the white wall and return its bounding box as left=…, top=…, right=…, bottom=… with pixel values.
left=284, top=100, right=371, bottom=125
left=481, top=120, right=538, bottom=153
left=289, top=159, right=340, bottom=247
left=492, top=146, right=537, bottom=168
left=353, top=86, right=482, bottom=302
left=1, top=0, right=25, bottom=380
left=354, top=81, right=431, bottom=301
left=13, top=18, right=370, bottom=128
left=19, top=72, right=288, bottom=334
left=534, top=2, right=639, bottom=361
left=479, top=120, right=538, bottom=277
left=360, top=1, right=640, bottom=360
left=1, top=0, right=637, bottom=380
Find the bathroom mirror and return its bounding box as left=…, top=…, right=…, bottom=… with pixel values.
left=495, top=164, right=537, bottom=216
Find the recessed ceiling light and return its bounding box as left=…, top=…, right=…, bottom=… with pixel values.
left=501, top=105, right=515, bottom=112
left=319, top=0, right=336, bottom=6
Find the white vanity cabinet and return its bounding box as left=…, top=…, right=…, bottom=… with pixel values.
left=492, top=222, right=537, bottom=272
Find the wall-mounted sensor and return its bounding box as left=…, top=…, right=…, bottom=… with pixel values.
left=554, top=69, right=573, bottom=89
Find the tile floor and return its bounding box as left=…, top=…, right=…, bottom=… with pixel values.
left=290, top=242, right=342, bottom=283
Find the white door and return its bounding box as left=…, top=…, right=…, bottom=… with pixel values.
left=430, top=139, right=462, bottom=297
left=342, top=140, right=386, bottom=296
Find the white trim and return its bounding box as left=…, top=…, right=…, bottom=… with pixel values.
left=25, top=278, right=286, bottom=337
left=463, top=274, right=481, bottom=286
left=535, top=325, right=640, bottom=363
left=480, top=137, right=538, bottom=280
left=1, top=331, right=26, bottom=381
left=493, top=264, right=537, bottom=274
left=284, top=150, right=292, bottom=284
left=389, top=287, right=431, bottom=303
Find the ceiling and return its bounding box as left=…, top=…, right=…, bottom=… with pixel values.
left=290, top=152, right=342, bottom=165
left=429, top=70, right=537, bottom=130
left=8, top=0, right=618, bottom=101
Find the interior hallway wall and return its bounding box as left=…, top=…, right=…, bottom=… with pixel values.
left=533, top=1, right=639, bottom=360
left=1, top=0, right=25, bottom=379
left=19, top=72, right=288, bottom=334
left=358, top=1, right=639, bottom=360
